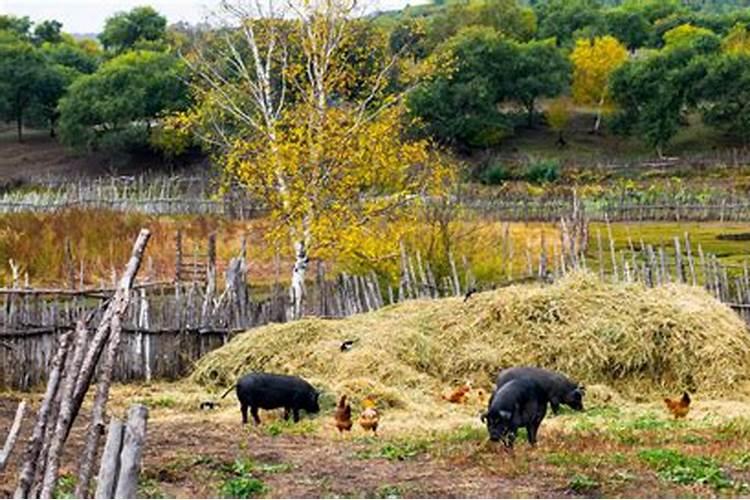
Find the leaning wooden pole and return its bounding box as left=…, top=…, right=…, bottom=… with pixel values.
left=14, top=329, right=74, bottom=498
left=0, top=400, right=27, bottom=472
left=74, top=229, right=151, bottom=498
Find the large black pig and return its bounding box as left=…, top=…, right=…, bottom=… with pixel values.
left=496, top=366, right=584, bottom=414
left=221, top=372, right=320, bottom=425
left=482, top=378, right=548, bottom=448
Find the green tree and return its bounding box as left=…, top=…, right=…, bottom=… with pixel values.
left=534, top=0, right=605, bottom=46
left=697, top=54, right=750, bottom=143
left=408, top=26, right=516, bottom=147
left=0, top=15, right=32, bottom=38
left=425, top=0, right=536, bottom=51
left=512, top=38, right=570, bottom=127
left=99, top=6, right=167, bottom=53
left=33, top=20, right=63, bottom=45
left=0, top=32, right=47, bottom=141
left=58, top=50, right=187, bottom=152
left=604, top=8, right=651, bottom=51
left=610, top=38, right=715, bottom=156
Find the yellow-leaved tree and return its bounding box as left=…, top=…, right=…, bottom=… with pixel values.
left=175, top=0, right=452, bottom=317
left=570, top=35, right=628, bottom=133
left=722, top=23, right=750, bottom=55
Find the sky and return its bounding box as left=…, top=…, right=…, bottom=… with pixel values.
left=0, top=0, right=426, bottom=34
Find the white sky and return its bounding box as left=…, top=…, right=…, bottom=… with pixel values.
left=0, top=0, right=425, bottom=34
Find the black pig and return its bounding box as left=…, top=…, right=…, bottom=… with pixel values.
left=496, top=366, right=584, bottom=414
left=482, top=378, right=548, bottom=448
left=221, top=372, right=320, bottom=425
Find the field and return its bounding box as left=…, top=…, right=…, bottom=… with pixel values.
left=3, top=383, right=750, bottom=498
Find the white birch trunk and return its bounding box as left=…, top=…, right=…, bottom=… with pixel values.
left=289, top=240, right=308, bottom=319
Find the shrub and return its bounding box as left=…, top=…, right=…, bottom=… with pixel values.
left=480, top=163, right=511, bottom=185
left=523, top=158, right=560, bottom=184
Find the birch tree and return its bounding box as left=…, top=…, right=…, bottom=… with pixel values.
left=179, top=0, right=450, bottom=318
left=570, top=35, right=628, bottom=133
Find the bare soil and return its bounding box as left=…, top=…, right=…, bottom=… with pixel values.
left=0, top=389, right=717, bottom=499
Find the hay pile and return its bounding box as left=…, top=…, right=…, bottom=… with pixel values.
left=193, top=272, right=750, bottom=415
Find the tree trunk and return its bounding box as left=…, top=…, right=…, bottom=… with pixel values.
left=289, top=241, right=308, bottom=320
left=593, top=94, right=606, bottom=134
left=526, top=101, right=534, bottom=128
left=16, top=111, right=23, bottom=143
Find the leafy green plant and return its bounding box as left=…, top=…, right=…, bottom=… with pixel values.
left=53, top=474, right=76, bottom=499
left=220, top=477, right=266, bottom=499
left=219, top=459, right=267, bottom=498
left=638, top=449, right=733, bottom=490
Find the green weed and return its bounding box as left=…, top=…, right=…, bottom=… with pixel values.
left=220, top=477, right=267, bottom=499
left=219, top=459, right=268, bottom=498
left=53, top=474, right=76, bottom=499
left=375, top=484, right=403, bottom=498
left=638, top=449, right=733, bottom=490
left=357, top=439, right=430, bottom=461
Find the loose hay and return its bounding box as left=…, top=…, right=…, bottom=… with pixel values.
left=192, top=272, right=750, bottom=423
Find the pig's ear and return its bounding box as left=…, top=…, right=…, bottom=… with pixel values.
left=499, top=410, right=512, bottom=421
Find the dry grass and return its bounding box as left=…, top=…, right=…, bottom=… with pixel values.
left=0, top=210, right=280, bottom=287
left=192, top=272, right=750, bottom=435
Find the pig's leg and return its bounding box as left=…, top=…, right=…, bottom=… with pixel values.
left=241, top=403, right=249, bottom=425
left=283, top=408, right=291, bottom=421
left=550, top=401, right=561, bottom=415
left=251, top=406, right=261, bottom=425
left=526, top=423, right=537, bottom=445
left=292, top=408, right=300, bottom=422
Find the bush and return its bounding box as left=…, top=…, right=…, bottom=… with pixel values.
left=523, top=158, right=560, bottom=184
left=480, top=163, right=511, bottom=185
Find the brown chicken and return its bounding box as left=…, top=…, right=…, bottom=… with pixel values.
left=442, top=382, right=472, bottom=404
left=664, top=391, right=691, bottom=419
left=359, top=395, right=380, bottom=436
left=334, top=395, right=353, bottom=434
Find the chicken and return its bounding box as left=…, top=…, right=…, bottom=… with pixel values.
left=475, top=388, right=489, bottom=406
left=664, top=391, right=691, bottom=419
left=334, top=395, right=353, bottom=434
left=442, top=382, right=472, bottom=404
left=358, top=395, right=380, bottom=436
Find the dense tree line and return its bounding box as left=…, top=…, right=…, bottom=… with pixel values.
left=1, top=0, right=750, bottom=158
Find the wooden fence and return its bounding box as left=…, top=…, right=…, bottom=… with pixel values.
left=4, top=174, right=750, bottom=222
left=1, top=216, right=749, bottom=390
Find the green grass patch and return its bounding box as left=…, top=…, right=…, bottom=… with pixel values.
left=263, top=418, right=317, bottom=437
left=568, top=473, right=600, bottom=493
left=356, top=437, right=430, bottom=461
left=638, top=449, right=733, bottom=490
left=138, top=477, right=167, bottom=499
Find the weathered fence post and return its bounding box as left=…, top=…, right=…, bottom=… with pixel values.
left=94, top=421, right=124, bottom=499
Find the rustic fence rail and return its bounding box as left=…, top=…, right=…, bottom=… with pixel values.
left=1, top=213, right=749, bottom=390
left=4, top=175, right=750, bottom=222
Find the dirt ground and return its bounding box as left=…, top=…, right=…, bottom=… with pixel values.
left=4, top=382, right=746, bottom=499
